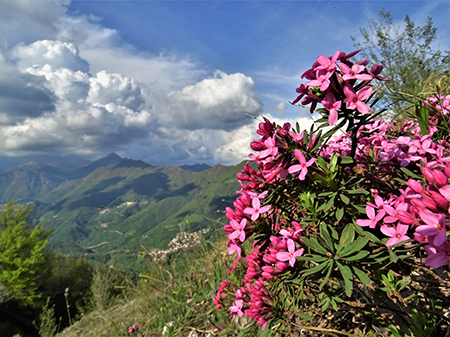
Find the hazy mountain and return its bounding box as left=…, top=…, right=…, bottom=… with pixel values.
left=0, top=161, right=74, bottom=202
left=179, top=163, right=211, bottom=172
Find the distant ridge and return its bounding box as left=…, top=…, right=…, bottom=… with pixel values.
left=179, top=163, right=211, bottom=172
left=74, top=153, right=123, bottom=178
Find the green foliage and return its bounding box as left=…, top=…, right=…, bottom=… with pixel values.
left=30, top=161, right=243, bottom=271
left=38, top=298, right=57, bottom=337
left=90, top=264, right=126, bottom=311
left=353, top=10, right=450, bottom=117
left=39, top=252, right=94, bottom=327
left=0, top=201, right=51, bottom=306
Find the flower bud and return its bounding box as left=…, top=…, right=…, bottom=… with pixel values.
left=422, top=198, right=439, bottom=212
left=250, top=139, right=266, bottom=151
left=428, top=190, right=449, bottom=209
left=432, top=170, right=448, bottom=187
left=275, top=261, right=288, bottom=272
left=406, top=179, right=424, bottom=194
left=397, top=210, right=415, bottom=225
left=410, top=198, right=426, bottom=210
left=257, top=119, right=274, bottom=137
left=421, top=167, right=435, bottom=184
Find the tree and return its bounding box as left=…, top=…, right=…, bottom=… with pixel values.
left=0, top=201, right=51, bottom=306
left=352, top=10, right=450, bottom=117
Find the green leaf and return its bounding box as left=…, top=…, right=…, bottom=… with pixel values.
left=336, top=261, right=353, bottom=297
left=400, top=167, right=421, bottom=179
left=219, top=326, right=235, bottom=335
left=362, top=230, right=383, bottom=244
left=319, top=222, right=334, bottom=253
left=329, top=153, right=338, bottom=172
left=299, top=255, right=329, bottom=263
left=340, top=237, right=370, bottom=257
left=216, top=309, right=226, bottom=323
left=352, top=266, right=371, bottom=285
left=337, top=224, right=355, bottom=253
left=389, top=250, right=399, bottom=263
left=316, top=156, right=328, bottom=171
left=319, top=263, right=333, bottom=290
left=340, top=157, right=354, bottom=164
left=352, top=204, right=368, bottom=213
left=297, top=312, right=312, bottom=322
left=302, top=260, right=330, bottom=277
left=342, top=250, right=370, bottom=261
left=320, top=297, right=330, bottom=311
left=302, top=237, right=328, bottom=255
left=346, top=189, right=369, bottom=195
left=340, top=194, right=350, bottom=204
left=336, top=207, right=344, bottom=221
left=388, top=324, right=404, bottom=337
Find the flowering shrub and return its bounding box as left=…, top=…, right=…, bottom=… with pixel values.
left=217, top=50, right=450, bottom=335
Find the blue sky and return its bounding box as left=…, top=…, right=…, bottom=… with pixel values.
left=0, top=0, right=448, bottom=168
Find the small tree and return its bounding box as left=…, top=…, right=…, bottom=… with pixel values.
left=352, top=10, right=450, bottom=116
left=0, top=201, right=51, bottom=306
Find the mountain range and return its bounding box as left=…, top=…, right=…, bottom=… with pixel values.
left=0, top=154, right=243, bottom=270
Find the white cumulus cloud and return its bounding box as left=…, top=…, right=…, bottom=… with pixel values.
left=0, top=0, right=266, bottom=166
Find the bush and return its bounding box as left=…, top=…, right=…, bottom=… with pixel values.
left=217, top=49, right=450, bottom=336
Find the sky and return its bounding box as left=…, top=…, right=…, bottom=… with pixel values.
left=0, top=0, right=449, bottom=168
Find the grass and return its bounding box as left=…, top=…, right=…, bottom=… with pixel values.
left=54, top=235, right=260, bottom=337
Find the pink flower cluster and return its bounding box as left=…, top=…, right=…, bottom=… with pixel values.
left=214, top=279, right=232, bottom=310
left=128, top=325, right=138, bottom=334
left=218, top=48, right=450, bottom=330
left=291, top=49, right=389, bottom=125
left=356, top=163, right=450, bottom=268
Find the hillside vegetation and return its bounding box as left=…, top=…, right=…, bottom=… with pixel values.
left=0, top=154, right=243, bottom=271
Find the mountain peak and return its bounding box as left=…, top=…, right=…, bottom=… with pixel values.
left=105, top=153, right=122, bottom=160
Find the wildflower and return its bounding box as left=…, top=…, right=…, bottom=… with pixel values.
left=288, top=149, right=317, bottom=180
left=343, top=84, right=372, bottom=114
left=417, top=209, right=448, bottom=246
left=380, top=224, right=411, bottom=247
left=321, top=92, right=342, bottom=125
left=230, top=299, right=244, bottom=321
left=228, top=218, right=247, bottom=242
left=338, top=62, right=373, bottom=81
left=356, top=205, right=384, bottom=228
left=276, top=239, right=304, bottom=267
left=424, top=242, right=450, bottom=268
left=243, top=198, right=271, bottom=221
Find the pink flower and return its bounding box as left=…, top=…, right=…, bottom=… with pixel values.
left=228, top=218, right=247, bottom=242
left=227, top=240, right=242, bottom=257
left=338, top=62, right=373, bottom=81
left=416, top=209, right=448, bottom=246
left=276, top=239, right=304, bottom=267
left=424, top=243, right=450, bottom=268
left=243, top=198, right=271, bottom=221
left=321, top=92, right=342, bottom=125
left=291, top=84, right=308, bottom=105
left=128, top=326, right=138, bottom=333
left=343, top=84, right=373, bottom=114
left=380, top=224, right=411, bottom=247
left=356, top=205, right=384, bottom=228
left=315, top=50, right=340, bottom=73
left=306, top=69, right=332, bottom=91
left=230, top=299, right=244, bottom=321
left=288, top=149, right=317, bottom=180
